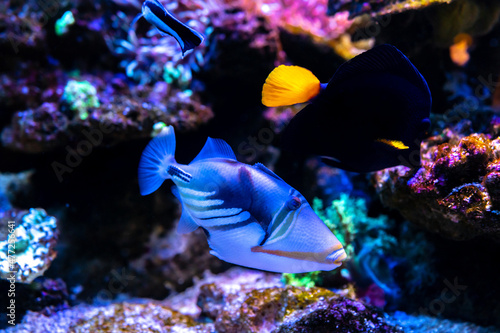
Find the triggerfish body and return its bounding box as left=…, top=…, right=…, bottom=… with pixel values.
left=136, top=0, right=204, bottom=56
left=138, top=126, right=347, bottom=273
left=262, top=44, right=432, bottom=172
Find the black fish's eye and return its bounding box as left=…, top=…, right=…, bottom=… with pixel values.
left=287, top=196, right=301, bottom=210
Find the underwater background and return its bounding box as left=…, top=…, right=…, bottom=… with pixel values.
left=1, top=0, right=500, bottom=331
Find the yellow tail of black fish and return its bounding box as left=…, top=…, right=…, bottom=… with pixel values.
left=262, top=65, right=321, bottom=107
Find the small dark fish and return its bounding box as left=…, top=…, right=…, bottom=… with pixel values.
left=138, top=0, right=204, bottom=56
left=262, top=45, right=432, bottom=172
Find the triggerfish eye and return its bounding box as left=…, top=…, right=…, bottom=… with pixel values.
left=286, top=196, right=302, bottom=210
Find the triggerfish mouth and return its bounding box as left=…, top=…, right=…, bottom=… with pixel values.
left=138, top=126, right=346, bottom=273
left=262, top=44, right=432, bottom=173
left=135, top=0, right=204, bottom=56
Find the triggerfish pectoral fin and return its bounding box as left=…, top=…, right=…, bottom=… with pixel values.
left=171, top=186, right=199, bottom=234
left=141, top=0, right=204, bottom=56
left=262, top=65, right=321, bottom=107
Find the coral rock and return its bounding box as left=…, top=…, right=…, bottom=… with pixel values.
left=374, top=122, right=500, bottom=240
left=192, top=268, right=399, bottom=332
left=328, top=0, right=454, bottom=19
left=7, top=302, right=213, bottom=333
left=0, top=208, right=58, bottom=283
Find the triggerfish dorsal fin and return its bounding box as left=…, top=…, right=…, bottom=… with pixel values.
left=262, top=65, right=321, bottom=107
left=253, top=163, right=284, bottom=182
left=327, top=44, right=430, bottom=99
left=171, top=185, right=200, bottom=234
left=190, top=137, right=236, bottom=164
left=138, top=125, right=176, bottom=195
left=376, top=139, right=409, bottom=150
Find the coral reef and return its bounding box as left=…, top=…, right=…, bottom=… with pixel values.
left=4, top=267, right=402, bottom=332
left=0, top=209, right=58, bottom=284
left=5, top=302, right=213, bottom=333
left=1, top=0, right=216, bottom=154
left=209, top=286, right=398, bottom=333
left=328, top=0, right=454, bottom=19
left=1, top=81, right=213, bottom=153
left=2, top=0, right=500, bottom=331
left=129, top=224, right=228, bottom=294
left=374, top=118, right=500, bottom=241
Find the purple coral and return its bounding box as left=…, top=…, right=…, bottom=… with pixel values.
left=374, top=119, right=500, bottom=240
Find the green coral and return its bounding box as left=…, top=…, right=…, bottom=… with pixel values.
left=313, top=193, right=394, bottom=259
left=163, top=63, right=192, bottom=89
left=62, top=80, right=100, bottom=120
left=151, top=122, right=168, bottom=137
left=55, top=11, right=75, bottom=36
left=282, top=194, right=397, bottom=290
left=281, top=194, right=435, bottom=300
left=282, top=271, right=321, bottom=288
left=0, top=208, right=58, bottom=284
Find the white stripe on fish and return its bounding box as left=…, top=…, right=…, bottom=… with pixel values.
left=182, top=197, right=224, bottom=207
left=191, top=207, right=242, bottom=220
left=178, top=187, right=216, bottom=198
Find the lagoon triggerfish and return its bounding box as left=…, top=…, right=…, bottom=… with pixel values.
left=262, top=44, right=432, bottom=172
left=138, top=125, right=346, bottom=273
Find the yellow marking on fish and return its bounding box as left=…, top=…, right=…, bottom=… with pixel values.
left=262, top=65, right=320, bottom=107
left=251, top=243, right=345, bottom=265
left=377, top=139, right=409, bottom=150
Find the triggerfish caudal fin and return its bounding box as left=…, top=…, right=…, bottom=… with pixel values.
left=262, top=65, right=321, bottom=107
left=140, top=0, right=204, bottom=56
left=138, top=125, right=178, bottom=195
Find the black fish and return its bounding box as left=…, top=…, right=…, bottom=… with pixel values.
left=262, top=45, right=431, bottom=172
left=139, top=0, right=204, bottom=56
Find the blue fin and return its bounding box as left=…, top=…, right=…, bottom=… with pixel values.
left=328, top=44, right=430, bottom=98
left=190, top=137, right=236, bottom=164
left=142, top=0, right=204, bottom=56
left=138, top=125, right=176, bottom=195
left=253, top=163, right=284, bottom=182
left=172, top=186, right=199, bottom=234
left=171, top=185, right=181, bottom=199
